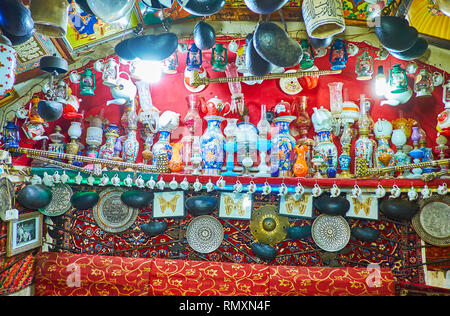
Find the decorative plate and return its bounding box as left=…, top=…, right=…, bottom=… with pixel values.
left=412, top=196, right=450, bottom=247
left=279, top=69, right=303, bottom=95
left=184, top=66, right=207, bottom=92
left=0, top=177, right=14, bottom=214
left=250, top=205, right=290, bottom=245
left=93, top=188, right=139, bottom=233
left=312, top=214, right=351, bottom=252
left=39, top=183, right=73, bottom=217
left=186, top=215, right=224, bottom=253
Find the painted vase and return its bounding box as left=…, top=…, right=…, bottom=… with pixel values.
left=271, top=116, right=297, bottom=177
left=169, top=143, right=183, bottom=173
left=99, top=123, right=120, bottom=160
left=315, top=130, right=338, bottom=174
left=122, top=127, right=139, bottom=163
left=354, top=134, right=374, bottom=168
left=200, top=116, right=225, bottom=175
left=293, top=144, right=309, bottom=177
left=152, top=130, right=173, bottom=164
left=375, top=138, right=395, bottom=168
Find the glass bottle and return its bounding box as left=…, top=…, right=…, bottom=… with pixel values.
left=181, top=94, right=202, bottom=173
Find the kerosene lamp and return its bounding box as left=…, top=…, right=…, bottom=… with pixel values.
left=329, top=39, right=348, bottom=70
left=79, top=68, right=96, bottom=96
left=186, top=43, right=202, bottom=71
left=211, top=43, right=228, bottom=72
left=48, top=125, right=66, bottom=155
left=300, top=39, right=315, bottom=70
left=355, top=50, right=373, bottom=80
left=2, top=121, right=20, bottom=149
left=408, top=126, right=425, bottom=178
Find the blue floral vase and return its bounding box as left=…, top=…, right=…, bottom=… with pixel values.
left=270, top=116, right=296, bottom=177
left=152, top=130, right=173, bottom=164
left=200, top=116, right=225, bottom=175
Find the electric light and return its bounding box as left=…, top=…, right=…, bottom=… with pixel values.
left=375, top=65, right=387, bottom=96
left=131, top=59, right=163, bottom=83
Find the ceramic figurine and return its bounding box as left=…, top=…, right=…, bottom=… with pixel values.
left=293, top=145, right=308, bottom=177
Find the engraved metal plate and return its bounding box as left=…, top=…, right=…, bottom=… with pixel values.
left=413, top=196, right=450, bottom=247
left=93, top=188, right=139, bottom=233
left=186, top=215, right=223, bottom=254
left=0, top=177, right=14, bottom=213
left=312, top=214, right=350, bottom=252
left=39, top=183, right=72, bottom=217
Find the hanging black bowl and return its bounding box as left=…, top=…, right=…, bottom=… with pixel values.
left=193, top=21, right=216, bottom=50
left=253, top=22, right=303, bottom=67
left=313, top=192, right=350, bottom=216
left=183, top=0, right=226, bottom=16
left=115, top=38, right=137, bottom=61
left=71, top=191, right=99, bottom=210
left=185, top=195, right=218, bottom=216
left=380, top=198, right=420, bottom=221
left=121, top=190, right=153, bottom=209
left=140, top=221, right=168, bottom=237
left=287, top=225, right=312, bottom=240
left=251, top=242, right=277, bottom=261
left=2, top=28, right=35, bottom=46
left=374, top=16, right=418, bottom=53
left=0, top=0, right=34, bottom=37
left=75, top=0, right=95, bottom=15
left=39, top=56, right=68, bottom=74
left=128, top=33, right=178, bottom=61
left=387, top=37, right=428, bottom=61
left=38, top=100, right=63, bottom=122
left=351, top=227, right=380, bottom=242
left=17, top=184, right=52, bottom=210
left=309, top=35, right=333, bottom=49
left=243, top=0, right=289, bottom=14
left=246, top=36, right=273, bottom=76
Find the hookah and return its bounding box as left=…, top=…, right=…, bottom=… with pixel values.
left=255, top=104, right=271, bottom=177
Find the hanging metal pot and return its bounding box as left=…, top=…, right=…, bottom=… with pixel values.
left=86, top=0, right=135, bottom=23
left=244, top=0, right=288, bottom=14
left=30, top=0, right=69, bottom=38
left=183, top=0, right=226, bottom=16
left=0, top=0, right=34, bottom=37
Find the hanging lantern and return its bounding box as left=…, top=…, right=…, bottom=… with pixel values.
left=80, top=68, right=96, bottom=96
left=414, top=68, right=434, bottom=98
left=355, top=50, right=373, bottom=80
left=186, top=43, right=202, bottom=71
left=329, top=39, right=348, bottom=70
left=388, top=64, right=408, bottom=94
left=299, top=39, right=315, bottom=70
left=162, top=50, right=179, bottom=74
left=30, top=0, right=69, bottom=38
left=211, top=43, right=228, bottom=72
left=0, top=35, right=16, bottom=98
left=2, top=121, right=20, bottom=149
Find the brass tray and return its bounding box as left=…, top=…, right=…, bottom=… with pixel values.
left=412, top=196, right=450, bottom=247
left=250, top=205, right=289, bottom=245
left=93, top=188, right=139, bottom=233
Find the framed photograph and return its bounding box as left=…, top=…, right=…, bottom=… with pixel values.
left=153, top=191, right=185, bottom=219
left=7, top=212, right=43, bottom=257
left=346, top=194, right=379, bottom=220
left=279, top=193, right=313, bottom=218
left=62, top=1, right=143, bottom=54
left=218, top=192, right=253, bottom=220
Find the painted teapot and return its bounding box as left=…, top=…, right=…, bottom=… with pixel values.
left=311, top=107, right=332, bottom=132
left=202, top=96, right=230, bottom=117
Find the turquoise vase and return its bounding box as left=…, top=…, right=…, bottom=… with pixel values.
left=200, top=116, right=225, bottom=175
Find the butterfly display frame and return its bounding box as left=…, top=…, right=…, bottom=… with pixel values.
left=152, top=191, right=186, bottom=219
left=345, top=194, right=379, bottom=220
left=218, top=192, right=253, bottom=220
left=279, top=193, right=314, bottom=218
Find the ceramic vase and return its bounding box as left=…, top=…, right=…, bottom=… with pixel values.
left=152, top=130, right=173, bottom=164
left=99, top=123, right=120, bottom=160
left=315, top=130, right=338, bottom=174
left=271, top=116, right=297, bottom=177
left=0, top=38, right=16, bottom=97
left=302, top=0, right=345, bottom=39
left=200, top=116, right=225, bottom=175
left=122, top=127, right=139, bottom=163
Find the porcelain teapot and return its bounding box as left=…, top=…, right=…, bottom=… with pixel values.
left=107, top=72, right=137, bottom=106
left=374, top=119, right=392, bottom=139
left=22, top=121, right=48, bottom=141
left=311, top=107, right=332, bottom=132
left=202, top=96, right=230, bottom=117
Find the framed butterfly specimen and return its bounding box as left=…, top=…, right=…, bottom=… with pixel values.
left=218, top=192, right=253, bottom=220
left=345, top=194, right=379, bottom=220
left=279, top=194, right=313, bottom=218
left=153, top=191, right=185, bottom=219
